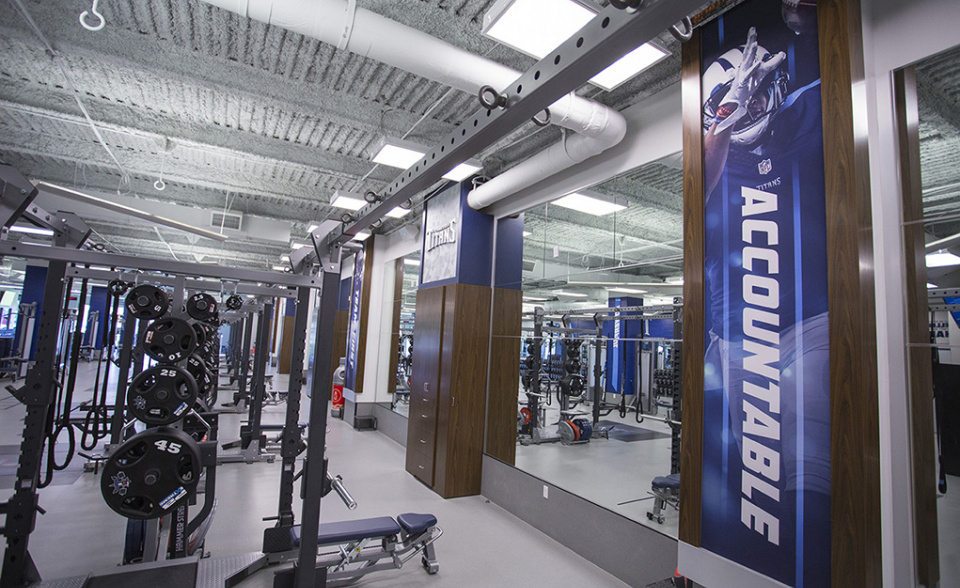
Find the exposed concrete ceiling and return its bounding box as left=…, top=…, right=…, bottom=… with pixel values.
left=0, top=0, right=956, bottom=291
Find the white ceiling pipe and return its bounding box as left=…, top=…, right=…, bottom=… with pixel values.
left=468, top=103, right=626, bottom=209
left=200, top=0, right=627, bottom=202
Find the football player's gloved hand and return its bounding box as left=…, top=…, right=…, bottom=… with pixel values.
left=715, top=27, right=786, bottom=132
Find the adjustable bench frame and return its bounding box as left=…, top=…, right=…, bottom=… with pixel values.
left=267, top=514, right=442, bottom=587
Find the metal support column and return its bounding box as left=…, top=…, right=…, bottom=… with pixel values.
left=0, top=260, right=69, bottom=587
left=276, top=289, right=310, bottom=528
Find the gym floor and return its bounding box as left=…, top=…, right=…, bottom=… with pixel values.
left=0, top=362, right=631, bottom=587
left=1, top=361, right=957, bottom=587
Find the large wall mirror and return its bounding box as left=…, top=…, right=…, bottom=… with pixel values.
left=380, top=250, right=420, bottom=418
left=900, top=42, right=960, bottom=588
left=490, top=152, right=687, bottom=535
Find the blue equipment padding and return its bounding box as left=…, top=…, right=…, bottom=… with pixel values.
left=652, top=473, right=680, bottom=491
left=396, top=513, right=437, bottom=535
left=290, top=517, right=402, bottom=547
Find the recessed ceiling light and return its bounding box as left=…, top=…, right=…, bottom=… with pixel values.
left=589, top=42, right=670, bottom=91
left=280, top=254, right=290, bottom=262
left=9, top=225, right=54, bottom=237
left=552, top=192, right=625, bottom=216
left=372, top=138, right=426, bottom=169
left=522, top=231, right=532, bottom=237
left=442, top=161, right=482, bottom=182
left=483, top=0, right=595, bottom=60
left=522, top=296, right=549, bottom=301
left=554, top=290, right=588, bottom=297
left=386, top=207, right=411, bottom=218
left=291, top=242, right=307, bottom=250
left=404, top=258, right=421, bottom=266
left=926, top=251, right=960, bottom=267
left=665, top=276, right=684, bottom=285
left=352, top=230, right=372, bottom=241
left=272, top=265, right=287, bottom=272
left=928, top=283, right=938, bottom=289
left=330, top=190, right=366, bottom=211
left=608, top=287, right=647, bottom=294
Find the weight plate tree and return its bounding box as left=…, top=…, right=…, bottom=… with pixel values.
left=100, top=427, right=203, bottom=520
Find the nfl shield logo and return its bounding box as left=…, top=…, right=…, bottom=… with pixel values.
left=758, top=159, right=772, bottom=175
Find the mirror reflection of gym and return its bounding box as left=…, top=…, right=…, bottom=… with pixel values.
left=491, top=153, right=685, bottom=535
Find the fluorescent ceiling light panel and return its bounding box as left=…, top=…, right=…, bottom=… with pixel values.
left=609, top=287, right=647, bottom=294
left=272, top=265, right=287, bottom=272
left=552, top=192, right=625, bottom=216
left=442, top=161, right=482, bottom=182
left=928, top=283, right=937, bottom=289
left=589, top=43, right=670, bottom=91
left=522, top=296, right=549, bottom=301
left=9, top=225, right=54, bottom=236
left=403, top=258, right=421, bottom=266
left=291, top=243, right=307, bottom=250
left=665, top=276, right=684, bottom=284
left=280, top=254, right=290, bottom=262
left=926, top=251, right=960, bottom=267
left=386, top=207, right=411, bottom=218
left=330, top=190, right=366, bottom=211
left=372, top=139, right=426, bottom=169
left=554, top=290, right=588, bottom=297
left=352, top=231, right=372, bottom=241
left=523, top=231, right=532, bottom=237
left=483, top=0, right=595, bottom=59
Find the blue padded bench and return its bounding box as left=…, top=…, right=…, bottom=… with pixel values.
left=651, top=473, right=680, bottom=491
left=291, top=517, right=400, bottom=547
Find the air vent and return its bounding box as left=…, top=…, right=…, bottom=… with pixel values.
left=522, top=259, right=537, bottom=272
left=210, top=211, right=242, bottom=231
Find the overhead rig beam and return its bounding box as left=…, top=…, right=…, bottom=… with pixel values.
left=303, top=0, right=703, bottom=254
left=0, top=163, right=91, bottom=248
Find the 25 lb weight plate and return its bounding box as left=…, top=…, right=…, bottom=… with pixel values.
left=101, top=427, right=202, bottom=520
left=142, top=317, right=197, bottom=363
left=186, top=354, right=214, bottom=398
left=125, top=285, right=170, bottom=320
left=186, top=293, right=218, bottom=322
left=127, top=365, right=199, bottom=425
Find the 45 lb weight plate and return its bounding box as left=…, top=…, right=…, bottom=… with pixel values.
left=143, top=317, right=197, bottom=362
left=101, top=427, right=202, bottom=520
left=128, top=365, right=199, bottom=425
left=125, top=285, right=170, bottom=320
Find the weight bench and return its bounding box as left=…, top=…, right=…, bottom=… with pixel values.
left=273, top=513, right=441, bottom=586
left=647, top=473, right=680, bottom=524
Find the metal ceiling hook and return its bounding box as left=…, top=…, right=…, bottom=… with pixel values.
left=79, top=0, right=105, bottom=32
left=669, top=17, right=693, bottom=42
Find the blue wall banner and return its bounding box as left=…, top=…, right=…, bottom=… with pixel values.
left=344, top=246, right=365, bottom=391
left=604, top=296, right=643, bottom=396
left=699, top=0, right=830, bottom=586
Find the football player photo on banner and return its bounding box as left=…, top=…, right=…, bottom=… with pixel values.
left=700, top=0, right=829, bottom=586
left=344, top=245, right=365, bottom=391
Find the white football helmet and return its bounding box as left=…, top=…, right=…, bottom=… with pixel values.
left=702, top=46, right=789, bottom=146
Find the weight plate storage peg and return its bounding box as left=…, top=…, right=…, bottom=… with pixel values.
left=142, top=317, right=197, bottom=363
left=125, top=285, right=170, bottom=319
left=186, top=292, right=218, bottom=322
left=101, top=427, right=202, bottom=520
left=108, top=279, right=130, bottom=296
left=127, top=365, right=199, bottom=425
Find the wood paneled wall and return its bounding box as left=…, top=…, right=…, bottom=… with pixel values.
left=818, top=0, right=882, bottom=584
left=895, top=66, right=940, bottom=587
left=485, top=287, right=522, bottom=465
left=679, top=28, right=705, bottom=548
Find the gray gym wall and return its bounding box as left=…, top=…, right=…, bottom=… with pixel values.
left=481, top=455, right=678, bottom=586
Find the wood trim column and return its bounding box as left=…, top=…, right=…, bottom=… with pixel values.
left=387, top=257, right=404, bottom=397
left=818, top=0, right=882, bottom=584
left=679, top=28, right=705, bottom=548
left=895, top=65, right=940, bottom=587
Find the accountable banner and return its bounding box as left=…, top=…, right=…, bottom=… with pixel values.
left=344, top=245, right=365, bottom=390
left=699, top=0, right=830, bottom=586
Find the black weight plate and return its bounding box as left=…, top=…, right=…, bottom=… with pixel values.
left=186, top=293, right=219, bottom=322
left=225, top=295, right=243, bottom=311
left=142, top=317, right=197, bottom=363
left=125, top=285, right=170, bottom=320
left=128, top=365, right=199, bottom=425
left=109, top=279, right=131, bottom=297
left=192, top=322, right=206, bottom=348
left=101, top=427, right=202, bottom=520
left=186, top=354, right=214, bottom=397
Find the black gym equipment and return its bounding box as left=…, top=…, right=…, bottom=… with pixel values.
left=186, top=292, right=219, bottom=322
left=142, top=317, right=198, bottom=363
left=225, top=294, right=244, bottom=311
left=100, top=427, right=202, bottom=520
left=127, top=365, right=199, bottom=426
left=125, top=284, right=170, bottom=320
